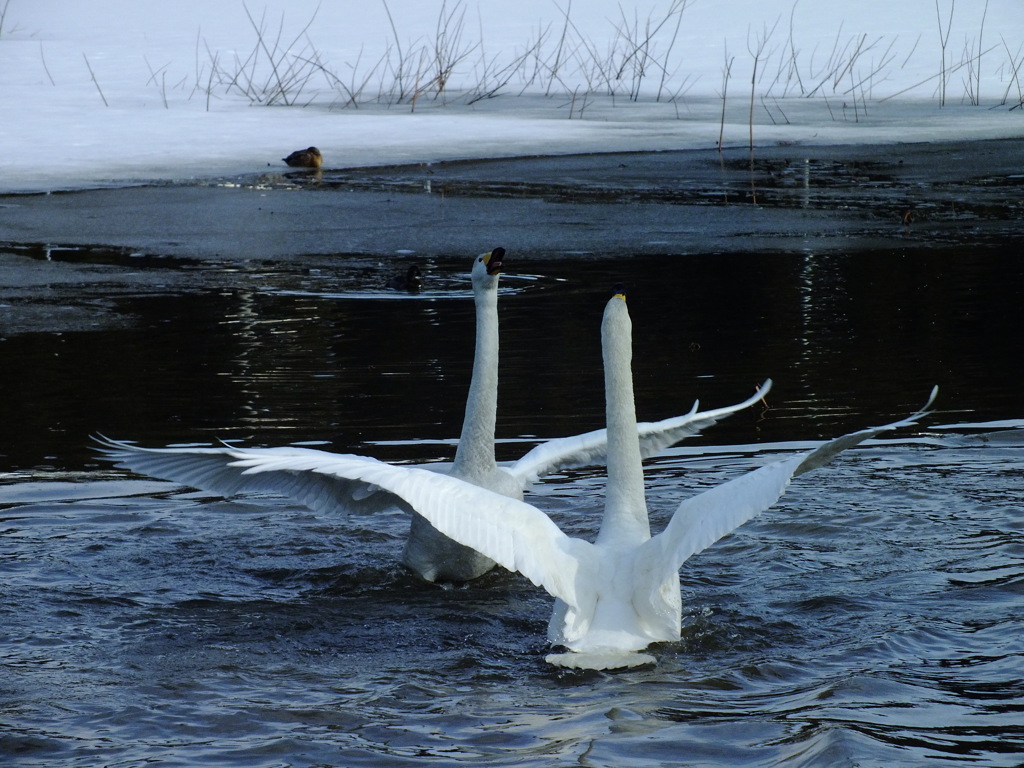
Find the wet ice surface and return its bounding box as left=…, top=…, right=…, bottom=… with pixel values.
left=1, top=144, right=1023, bottom=766
left=2, top=140, right=1022, bottom=270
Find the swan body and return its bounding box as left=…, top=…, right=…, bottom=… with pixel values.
left=102, top=290, right=935, bottom=669
left=96, top=250, right=770, bottom=582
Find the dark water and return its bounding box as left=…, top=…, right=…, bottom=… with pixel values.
left=2, top=155, right=1024, bottom=766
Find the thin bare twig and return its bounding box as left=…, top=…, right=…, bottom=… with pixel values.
left=82, top=53, right=109, bottom=106
left=718, top=46, right=733, bottom=152
left=39, top=42, right=56, bottom=86
left=935, top=0, right=954, bottom=105
left=998, top=35, right=1023, bottom=107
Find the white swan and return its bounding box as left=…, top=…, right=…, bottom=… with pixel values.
left=104, top=288, right=935, bottom=670
left=97, top=249, right=769, bottom=582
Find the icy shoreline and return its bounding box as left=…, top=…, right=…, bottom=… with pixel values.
left=3, top=95, right=1022, bottom=195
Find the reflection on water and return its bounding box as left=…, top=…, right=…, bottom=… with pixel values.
left=1, top=246, right=1022, bottom=470
left=1, top=243, right=1023, bottom=766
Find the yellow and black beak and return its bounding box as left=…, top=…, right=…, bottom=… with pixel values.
left=484, top=247, right=506, bottom=275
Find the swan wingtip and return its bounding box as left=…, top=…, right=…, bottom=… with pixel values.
left=90, top=433, right=130, bottom=453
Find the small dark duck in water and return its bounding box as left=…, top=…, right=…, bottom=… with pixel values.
left=387, top=265, right=423, bottom=292
left=283, top=147, right=323, bottom=168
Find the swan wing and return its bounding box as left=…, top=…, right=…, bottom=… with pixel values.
left=644, top=453, right=805, bottom=573
left=507, top=380, right=772, bottom=487
left=94, top=437, right=406, bottom=516
left=791, top=385, right=938, bottom=478
left=225, top=449, right=595, bottom=605
left=645, top=387, right=938, bottom=577
left=98, top=436, right=593, bottom=604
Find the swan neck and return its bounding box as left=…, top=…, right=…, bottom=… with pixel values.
left=453, top=281, right=498, bottom=478
left=598, top=298, right=650, bottom=545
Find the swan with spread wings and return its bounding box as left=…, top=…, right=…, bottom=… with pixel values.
left=101, top=287, right=934, bottom=669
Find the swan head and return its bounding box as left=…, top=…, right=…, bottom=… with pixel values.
left=471, top=247, right=506, bottom=288
left=602, top=284, right=630, bottom=337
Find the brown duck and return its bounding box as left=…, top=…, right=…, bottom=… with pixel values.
left=282, top=147, right=323, bottom=168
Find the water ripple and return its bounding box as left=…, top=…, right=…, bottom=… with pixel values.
left=2, top=431, right=1022, bottom=765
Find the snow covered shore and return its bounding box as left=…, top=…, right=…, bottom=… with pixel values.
left=1, top=0, right=1021, bottom=193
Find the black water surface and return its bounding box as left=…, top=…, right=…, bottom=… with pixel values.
left=2, top=245, right=1022, bottom=470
